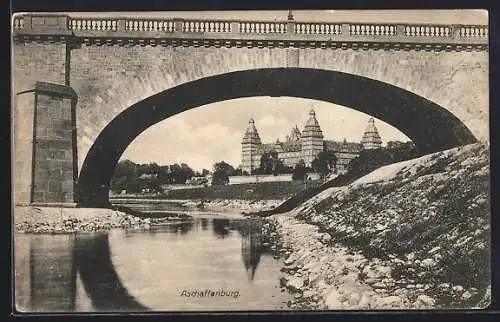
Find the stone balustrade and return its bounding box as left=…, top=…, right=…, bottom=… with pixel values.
left=183, top=20, right=232, bottom=33
left=12, top=14, right=488, bottom=50
left=124, top=19, right=175, bottom=32
left=349, top=24, right=396, bottom=36
left=13, top=15, right=24, bottom=30
left=240, top=21, right=287, bottom=34
left=404, top=24, right=452, bottom=37
left=68, top=18, right=120, bottom=31
left=459, top=25, right=488, bottom=38
left=295, top=22, right=341, bottom=35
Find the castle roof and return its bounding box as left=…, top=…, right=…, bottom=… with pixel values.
left=256, top=143, right=275, bottom=154
left=281, top=141, right=302, bottom=152
left=301, top=109, right=324, bottom=139
left=361, top=117, right=382, bottom=146
left=325, top=140, right=364, bottom=153
left=241, top=118, right=262, bottom=145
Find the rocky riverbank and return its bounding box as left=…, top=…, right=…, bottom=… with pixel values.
left=14, top=206, right=191, bottom=234
left=260, top=144, right=491, bottom=310
left=198, top=199, right=283, bottom=213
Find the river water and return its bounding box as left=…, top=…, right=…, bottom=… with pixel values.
left=14, top=202, right=294, bottom=312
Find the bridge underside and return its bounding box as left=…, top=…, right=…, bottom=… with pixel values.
left=76, top=68, right=477, bottom=207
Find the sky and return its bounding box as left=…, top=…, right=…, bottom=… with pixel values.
left=120, top=97, right=411, bottom=172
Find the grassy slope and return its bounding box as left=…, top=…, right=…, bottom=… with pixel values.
left=150, top=181, right=322, bottom=200
left=293, top=143, right=490, bottom=308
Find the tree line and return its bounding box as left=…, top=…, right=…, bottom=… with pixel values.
left=110, top=140, right=417, bottom=193
left=110, top=160, right=209, bottom=193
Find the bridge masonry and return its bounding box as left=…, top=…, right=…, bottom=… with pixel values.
left=11, top=13, right=489, bottom=206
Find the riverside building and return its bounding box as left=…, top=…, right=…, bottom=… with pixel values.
left=241, top=109, right=383, bottom=174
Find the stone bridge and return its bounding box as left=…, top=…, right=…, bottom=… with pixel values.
left=11, top=13, right=489, bottom=207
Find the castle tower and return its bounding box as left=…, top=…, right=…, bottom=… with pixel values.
left=361, top=117, right=382, bottom=150
left=301, top=109, right=324, bottom=167
left=241, top=119, right=262, bottom=174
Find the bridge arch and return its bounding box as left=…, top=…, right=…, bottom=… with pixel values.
left=77, top=67, right=477, bottom=207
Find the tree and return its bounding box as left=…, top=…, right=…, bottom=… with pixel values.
left=347, top=141, right=418, bottom=176
left=233, top=166, right=244, bottom=176
left=258, top=151, right=287, bottom=175
left=113, top=159, right=137, bottom=178
left=212, top=161, right=236, bottom=185
left=111, top=159, right=138, bottom=192
left=201, top=169, right=210, bottom=176
left=311, top=151, right=338, bottom=179
left=110, top=160, right=199, bottom=193
left=292, top=159, right=307, bottom=181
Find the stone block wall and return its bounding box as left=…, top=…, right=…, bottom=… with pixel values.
left=31, top=83, right=77, bottom=204
left=12, top=41, right=69, bottom=205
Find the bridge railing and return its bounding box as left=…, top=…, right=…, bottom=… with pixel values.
left=13, top=15, right=24, bottom=30
left=12, top=14, right=489, bottom=44
left=403, top=24, right=453, bottom=37
left=183, top=19, right=232, bottom=33
left=239, top=21, right=287, bottom=34
left=349, top=24, right=397, bottom=36
left=294, top=22, right=342, bottom=35
left=458, top=25, right=488, bottom=38
left=68, top=17, right=120, bottom=31
left=123, top=19, right=176, bottom=32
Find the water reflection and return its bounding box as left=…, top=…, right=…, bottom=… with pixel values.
left=237, top=220, right=264, bottom=282
left=15, top=216, right=290, bottom=312
left=73, top=233, right=149, bottom=311
left=200, top=218, right=209, bottom=231
left=28, top=235, right=77, bottom=312
left=212, top=219, right=230, bottom=239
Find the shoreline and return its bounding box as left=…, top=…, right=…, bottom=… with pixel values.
left=262, top=213, right=491, bottom=310
left=110, top=198, right=283, bottom=215
left=13, top=198, right=283, bottom=234
left=13, top=206, right=193, bottom=234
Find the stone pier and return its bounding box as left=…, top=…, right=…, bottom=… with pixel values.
left=30, top=82, right=78, bottom=206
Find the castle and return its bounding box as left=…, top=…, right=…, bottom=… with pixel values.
left=241, top=109, right=382, bottom=174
